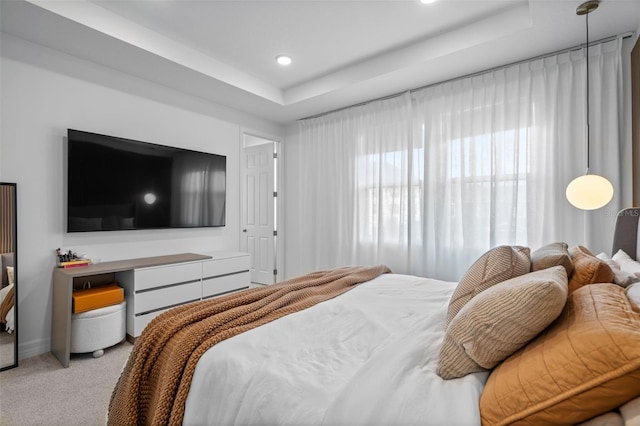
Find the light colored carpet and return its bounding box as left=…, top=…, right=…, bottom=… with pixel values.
left=0, top=331, right=16, bottom=369
left=0, top=341, right=132, bottom=426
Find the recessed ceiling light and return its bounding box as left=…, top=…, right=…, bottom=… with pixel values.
left=419, top=0, right=437, bottom=3
left=276, top=55, right=292, bottom=66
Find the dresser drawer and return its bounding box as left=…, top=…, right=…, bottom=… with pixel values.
left=134, top=280, right=201, bottom=314
left=134, top=262, right=202, bottom=292
left=132, top=308, right=169, bottom=337
left=202, top=271, right=250, bottom=299
left=202, top=256, right=250, bottom=279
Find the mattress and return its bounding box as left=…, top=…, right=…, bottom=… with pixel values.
left=183, top=273, right=488, bottom=425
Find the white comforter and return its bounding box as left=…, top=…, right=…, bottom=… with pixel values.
left=183, top=273, right=488, bottom=425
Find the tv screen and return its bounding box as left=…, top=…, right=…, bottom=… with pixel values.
left=67, top=129, right=226, bottom=232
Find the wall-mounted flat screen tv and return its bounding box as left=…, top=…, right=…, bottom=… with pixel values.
left=67, top=129, right=226, bottom=232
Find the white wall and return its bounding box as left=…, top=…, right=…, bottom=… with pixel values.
left=0, top=39, right=283, bottom=359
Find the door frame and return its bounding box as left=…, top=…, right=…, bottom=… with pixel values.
left=240, top=128, right=285, bottom=284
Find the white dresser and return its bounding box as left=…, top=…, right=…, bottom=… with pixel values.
left=117, top=251, right=250, bottom=340
left=201, top=251, right=252, bottom=300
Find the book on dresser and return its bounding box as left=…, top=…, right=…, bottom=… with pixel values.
left=58, top=259, right=91, bottom=268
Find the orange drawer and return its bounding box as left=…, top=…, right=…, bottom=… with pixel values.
left=72, top=284, right=124, bottom=314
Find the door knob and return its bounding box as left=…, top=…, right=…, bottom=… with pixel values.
left=243, top=229, right=247, bottom=232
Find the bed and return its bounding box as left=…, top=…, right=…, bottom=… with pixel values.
left=108, top=209, right=640, bottom=425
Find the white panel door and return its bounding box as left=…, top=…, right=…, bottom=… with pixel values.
left=241, top=143, right=275, bottom=284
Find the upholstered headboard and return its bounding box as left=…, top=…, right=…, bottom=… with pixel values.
left=1, top=253, right=14, bottom=287
left=612, top=208, right=640, bottom=260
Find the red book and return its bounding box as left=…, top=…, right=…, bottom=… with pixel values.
left=60, top=260, right=91, bottom=268
left=64, top=263, right=89, bottom=269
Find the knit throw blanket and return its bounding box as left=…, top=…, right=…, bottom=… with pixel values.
left=108, top=264, right=391, bottom=426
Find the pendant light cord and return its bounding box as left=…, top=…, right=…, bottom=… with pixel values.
left=586, top=10, right=590, bottom=173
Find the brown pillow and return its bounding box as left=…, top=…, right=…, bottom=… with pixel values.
left=480, top=284, right=640, bottom=426
left=436, top=266, right=568, bottom=380
left=568, top=246, right=614, bottom=293
left=531, top=242, right=573, bottom=276
left=446, top=245, right=531, bottom=327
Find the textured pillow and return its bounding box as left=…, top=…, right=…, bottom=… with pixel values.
left=6, top=266, right=14, bottom=287
left=613, top=249, right=640, bottom=277
left=531, top=242, right=573, bottom=276
left=597, top=252, right=639, bottom=288
left=568, top=246, right=614, bottom=293
left=446, top=245, right=530, bottom=326
left=480, top=284, right=640, bottom=426
left=437, top=266, right=568, bottom=380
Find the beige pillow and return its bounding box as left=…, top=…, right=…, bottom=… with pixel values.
left=480, top=284, right=640, bottom=425
left=446, top=245, right=531, bottom=326
left=6, top=266, right=14, bottom=287
left=531, top=242, right=573, bottom=276
left=568, top=246, right=614, bottom=293
left=437, top=266, right=568, bottom=380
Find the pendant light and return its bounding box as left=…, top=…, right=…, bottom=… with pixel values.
left=565, top=0, right=614, bottom=210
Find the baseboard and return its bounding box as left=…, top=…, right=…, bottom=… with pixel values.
left=18, top=337, right=50, bottom=361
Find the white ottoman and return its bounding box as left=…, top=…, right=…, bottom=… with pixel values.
left=70, top=300, right=126, bottom=358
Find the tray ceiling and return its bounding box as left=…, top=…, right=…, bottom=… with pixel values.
left=1, top=0, right=639, bottom=124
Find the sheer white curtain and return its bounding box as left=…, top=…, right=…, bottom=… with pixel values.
left=292, top=38, right=625, bottom=281
left=297, top=94, right=413, bottom=272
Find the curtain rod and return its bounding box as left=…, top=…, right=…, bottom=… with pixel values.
left=299, top=32, right=632, bottom=122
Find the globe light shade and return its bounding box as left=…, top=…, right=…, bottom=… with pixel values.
left=566, top=174, right=614, bottom=210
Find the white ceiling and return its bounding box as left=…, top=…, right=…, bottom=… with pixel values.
left=1, top=0, right=639, bottom=125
